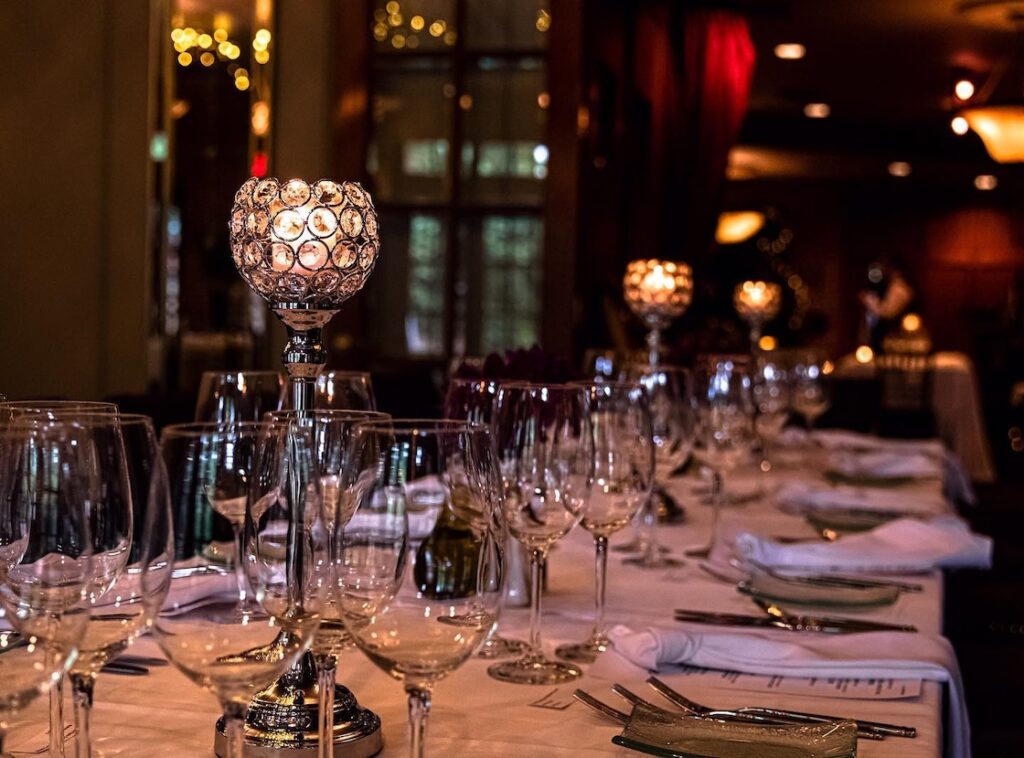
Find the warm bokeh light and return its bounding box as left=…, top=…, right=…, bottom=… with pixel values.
left=536, top=9, right=551, bottom=32
left=255, top=49, right=270, bottom=64
left=715, top=211, right=766, bottom=244
left=200, top=52, right=215, bottom=66
left=177, top=52, right=192, bottom=66
left=951, top=116, right=969, bottom=135
left=623, top=259, right=694, bottom=329
left=251, top=101, right=270, bottom=137
left=822, top=360, right=835, bottom=375
left=235, top=75, right=249, bottom=91
left=410, top=15, right=424, bottom=31
left=429, top=20, right=446, bottom=37
left=902, top=312, right=922, bottom=332
left=887, top=161, right=912, bottom=177
left=537, top=91, right=550, bottom=109
left=962, top=106, right=1024, bottom=163
left=804, top=102, right=830, bottom=119
left=855, top=345, right=874, bottom=364
left=954, top=79, right=975, bottom=101
left=734, top=281, right=783, bottom=323
left=974, top=174, right=997, bottom=190
left=758, top=335, right=778, bottom=351
left=774, top=43, right=805, bottom=60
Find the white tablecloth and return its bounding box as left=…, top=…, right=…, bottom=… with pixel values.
left=837, top=350, right=996, bottom=483
left=6, top=466, right=951, bottom=757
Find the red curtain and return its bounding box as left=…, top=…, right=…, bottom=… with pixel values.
left=633, top=5, right=755, bottom=263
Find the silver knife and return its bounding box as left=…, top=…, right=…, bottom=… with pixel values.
left=755, top=598, right=917, bottom=633
left=674, top=608, right=917, bottom=634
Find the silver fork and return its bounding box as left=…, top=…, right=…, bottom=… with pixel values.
left=572, top=690, right=629, bottom=723
left=647, top=676, right=913, bottom=740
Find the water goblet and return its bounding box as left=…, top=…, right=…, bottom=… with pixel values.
left=791, top=352, right=832, bottom=432
left=555, top=382, right=655, bottom=663
left=195, top=370, right=286, bottom=424
left=340, top=420, right=506, bottom=757
left=686, top=356, right=755, bottom=558
left=314, top=370, right=377, bottom=411
left=147, top=419, right=324, bottom=758
left=752, top=354, right=791, bottom=472
left=487, top=384, right=594, bottom=685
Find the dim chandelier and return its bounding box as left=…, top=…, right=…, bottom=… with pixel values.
left=9, top=0, right=1024, bottom=755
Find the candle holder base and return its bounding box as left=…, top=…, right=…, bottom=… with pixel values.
left=214, top=682, right=382, bottom=758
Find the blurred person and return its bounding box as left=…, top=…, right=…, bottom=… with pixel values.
left=860, top=258, right=915, bottom=351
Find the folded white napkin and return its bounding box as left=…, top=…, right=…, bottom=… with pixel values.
left=734, top=516, right=992, bottom=573
left=775, top=481, right=949, bottom=516
left=828, top=450, right=943, bottom=481
left=813, top=429, right=945, bottom=457
left=607, top=624, right=970, bottom=758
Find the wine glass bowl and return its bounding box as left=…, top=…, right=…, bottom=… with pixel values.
left=314, top=370, right=377, bottom=411
left=195, top=370, right=286, bottom=424
left=790, top=352, right=833, bottom=430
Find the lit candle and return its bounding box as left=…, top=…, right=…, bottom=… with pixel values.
left=734, top=280, right=782, bottom=322
left=623, top=258, right=693, bottom=329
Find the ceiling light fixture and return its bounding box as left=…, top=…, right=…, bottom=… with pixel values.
left=954, top=79, right=976, bottom=100
left=774, top=43, right=806, bottom=60
left=888, top=161, right=912, bottom=177
left=715, top=211, right=766, bottom=244
left=955, top=1, right=1024, bottom=162
left=803, top=103, right=830, bottom=118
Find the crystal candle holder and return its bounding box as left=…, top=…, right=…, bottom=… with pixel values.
left=734, top=280, right=782, bottom=345
left=623, top=259, right=693, bottom=366
left=225, top=176, right=382, bottom=757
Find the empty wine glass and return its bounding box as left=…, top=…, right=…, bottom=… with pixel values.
left=0, top=400, right=118, bottom=421
left=314, top=370, right=377, bottom=411
left=556, top=382, right=654, bottom=663
left=791, top=352, right=832, bottom=432
left=195, top=370, right=286, bottom=424
left=442, top=378, right=528, bottom=660
left=0, top=420, right=94, bottom=756
left=487, top=384, right=593, bottom=685
left=161, top=422, right=263, bottom=609
left=147, top=419, right=324, bottom=758
left=266, top=408, right=389, bottom=758
left=752, top=355, right=791, bottom=472
left=620, top=365, right=694, bottom=568
left=340, top=420, right=505, bottom=757
left=54, top=414, right=174, bottom=758
left=687, top=356, right=755, bottom=558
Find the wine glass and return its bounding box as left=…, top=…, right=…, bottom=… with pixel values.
left=555, top=382, right=654, bottom=663
left=442, top=377, right=528, bottom=660
left=752, top=354, right=791, bottom=472
left=0, top=400, right=118, bottom=421
left=791, top=352, right=832, bottom=432
left=56, top=414, right=174, bottom=758
left=620, top=365, right=694, bottom=567
left=315, top=370, right=377, bottom=411
left=340, top=420, right=506, bottom=758
left=687, top=356, right=755, bottom=558
left=266, top=408, right=389, bottom=758
left=147, top=419, right=324, bottom=758
left=0, top=419, right=94, bottom=756
left=487, top=384, right=593, bottom=685
left=195, top=370, right=286, bottom=424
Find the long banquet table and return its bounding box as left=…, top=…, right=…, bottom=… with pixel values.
left=7, top=461, right=950, bottom=756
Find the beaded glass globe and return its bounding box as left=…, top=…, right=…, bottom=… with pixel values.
left=734, top=280, right=782, bottom=324
left=229, top=176, right=380, bottom=308
left=622, top=259, right=694, bottom=330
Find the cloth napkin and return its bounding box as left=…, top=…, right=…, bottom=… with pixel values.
left=775, top=481, right=949, bottom=516
left=734, top=516, right=992, bottom=573
left=827, top=450, right=943, bottom=481
left=607, top=624, right=970, bottom=758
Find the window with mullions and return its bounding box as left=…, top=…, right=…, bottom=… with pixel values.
left=365, top=0, right=549, bottom=359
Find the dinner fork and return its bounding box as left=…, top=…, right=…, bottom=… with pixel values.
left=646, top=676, right=915, bottom=739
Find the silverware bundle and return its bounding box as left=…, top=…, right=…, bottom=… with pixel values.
left=574, top=676, right=917, bottom=742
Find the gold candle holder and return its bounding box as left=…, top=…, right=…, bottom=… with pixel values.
left=623, top=259, right=693, bottom=366
left=734, top=280, right=782, bottom=345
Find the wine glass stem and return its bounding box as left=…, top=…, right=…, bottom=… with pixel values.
left=592, top=535, right=609, bottom=643
left=232, top=524, right=247, bottom=608
left=528, top=548, right=547, bottom=655
left=646, top=328, right=662, bottom=368
left=223, top=702, right=247, bottom=758
left=315, top=654, right=337, bottom=758
left=49, top=676, right=65, bottom=757
left=640, top=495, right=660, bottom=562
left=70, top=673, right=95, bottom=758
left=710, top=470, right=724, bottom=550
left=406, top=686, right=432, bottom=758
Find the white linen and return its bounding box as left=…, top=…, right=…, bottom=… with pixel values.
left=828, top=450, right=943, bottom=481
left=607, top=624, right=969, bottom=758
left=735, top=516, right=992, bottom=573
left=775, top=481, right=949, bottom=516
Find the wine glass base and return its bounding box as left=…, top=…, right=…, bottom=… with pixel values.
left=487, top=656, right=582, bottom=685
left=554, top=638, right=608, bottom=664
left=623, top=552, right=684, bottom=569
left=476, top=635, right=529, bottom=659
